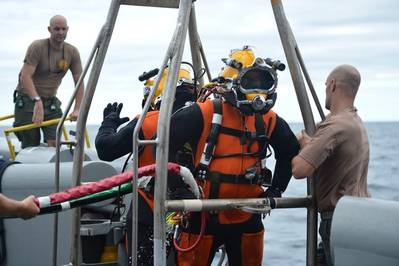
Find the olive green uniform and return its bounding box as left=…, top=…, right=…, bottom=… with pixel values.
left=14, top=38, right=82, bottom=148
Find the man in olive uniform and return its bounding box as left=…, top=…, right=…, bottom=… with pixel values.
left=14, top=15, right=84, bottom=148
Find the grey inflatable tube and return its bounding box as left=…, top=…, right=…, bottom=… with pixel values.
left=0, top=161, right=118, bottom=266
left=332, top=196, right=399, bottom=266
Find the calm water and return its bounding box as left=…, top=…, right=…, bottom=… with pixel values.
left=1, top=122, right=398, bottom=265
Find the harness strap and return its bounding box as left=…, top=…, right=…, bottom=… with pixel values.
left=254, top=113, right=267, bottom=158
left=266, top=116, right=273, bottom=137
left=208, top=172, right=221, bottom=199
left=197, top=99, right=222, bottom=179
left=208, top=172, right=261, bottom=185
left=255, top=113, right=274, bottom=186
left=219, top=127, right=257, bottom=140
left=207, top=171, right=263, bottom=224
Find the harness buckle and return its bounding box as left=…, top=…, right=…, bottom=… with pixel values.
left=244, top=166, right=257, bottom=180
left=196, top=165, right=208, bottom=180
left=260, top=168, right=272, bottom=187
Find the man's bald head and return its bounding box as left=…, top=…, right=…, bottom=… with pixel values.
left=48, top=15, right=68, bottom=45
left=328, top=64, right=361, bottom=97
left=49, top=15, right=67, bottom=27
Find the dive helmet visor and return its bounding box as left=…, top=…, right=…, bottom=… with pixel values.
left=237, top=65, right=277, bottom=96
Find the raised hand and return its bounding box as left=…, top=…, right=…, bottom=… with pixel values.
left=101, top=102, right=130, bottom=129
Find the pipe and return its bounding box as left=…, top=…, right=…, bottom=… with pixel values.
left=188, top=5, right=204, bottom=88
left=199, top=45, right=212, bottom=82
left=165, top=197, right=312, bottom=212
left=69, top=0, right=122, bottom=265
left=131, top=26, right=173, bottom=266
left=52, top=23, right=101, bottom=266
left=153, top=0, right=192, bottom=264
left=295, top=47, right=325, bottom=121
left=271, top=1, right=317, bottom=265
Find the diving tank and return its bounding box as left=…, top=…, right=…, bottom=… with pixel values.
left=0, top=161, right=118, bottom=266
left=331, top=196, right=399, bottom=266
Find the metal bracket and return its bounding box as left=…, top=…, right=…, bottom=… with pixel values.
left=239, top=205, right=271, bottom=214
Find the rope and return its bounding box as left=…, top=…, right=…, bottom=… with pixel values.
left=36, top=163, right=200, bottom=215
left=35, top=163, right=180, bottom=208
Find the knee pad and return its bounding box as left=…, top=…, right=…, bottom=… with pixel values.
left=240, top=229, right=264, bottom=266
left=177, top=232, right=214, bottom=266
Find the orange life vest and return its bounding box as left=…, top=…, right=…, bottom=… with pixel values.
left=136, top=111, right=160, bottom=210
left=195, top=100, right=276, bottom=224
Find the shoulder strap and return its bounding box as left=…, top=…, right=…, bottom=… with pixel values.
left=254, top=113, right=268, bottom=158
left=255, top=113, right=274, bottom=186
left=197, top=99, right=222, bottom=179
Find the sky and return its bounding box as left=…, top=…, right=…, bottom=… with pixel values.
left=0, top=0, right=398, bottom=125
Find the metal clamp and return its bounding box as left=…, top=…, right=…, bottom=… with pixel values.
left=231, top=198, right=272, bottom=214
left=240, top=205, right=271, bottom=214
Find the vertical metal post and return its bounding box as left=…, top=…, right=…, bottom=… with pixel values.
left=188, top=4, right=212, bottom=83
left=69, top=0, right=122, bottom=265
left=188, top=4, right=204, bottom=87
left=270, top=0, right=317, bottom=265
left=295, top=47, right=325, bottom=121
left=188, top=5, right=212, bottom=85
left=52, top=26, right=101, bottom=266
left=153, top=0, right=192, bottom=265
left=199, top=45, right=212, bottom=82
left=131, top=6, right=188, bottom=263
left=131, top=49, right=171, bottom=266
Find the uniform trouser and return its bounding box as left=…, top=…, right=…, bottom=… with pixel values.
left=318, top=211, right=334, bottom=266
left=14, top=94, right=62, bottom=148
left=177, top=213, right=264, bottom=266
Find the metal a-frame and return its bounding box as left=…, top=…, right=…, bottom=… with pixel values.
left=52, top=0, right=325, bottom=265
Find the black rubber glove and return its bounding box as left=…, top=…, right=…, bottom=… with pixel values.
left=262, top=186, right=282, bottom=198
left=101, top=102, right=130, bottom=129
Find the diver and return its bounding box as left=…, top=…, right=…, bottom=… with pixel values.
left=95, top=64, right=199, bottom=265
left=167, top=46, right=300, bottom=266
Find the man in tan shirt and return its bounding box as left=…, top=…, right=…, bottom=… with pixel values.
left=14, top=15, right=84, bottom=148
left=291, top=65, right=370, bottom=266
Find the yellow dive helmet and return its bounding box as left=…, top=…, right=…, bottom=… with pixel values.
left=149, top=68, right=194, bottom=109
left=218, top=46, right=285, bottom=114
left=219, top=46, right=255, bottom=80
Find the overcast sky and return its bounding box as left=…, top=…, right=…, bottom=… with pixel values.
left=0, top=0, right=398, bottom=124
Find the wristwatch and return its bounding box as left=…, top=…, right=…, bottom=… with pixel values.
left=32, top=96, right=41, bottom=102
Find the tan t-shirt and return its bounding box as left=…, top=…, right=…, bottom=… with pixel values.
left=299, top=107, right=370, bottom=211
left=16, top=38, right=82, bottom=98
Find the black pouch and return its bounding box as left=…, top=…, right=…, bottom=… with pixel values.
left=13, top=91, right=24, bottom=108
left=13, top=90, right=17, bottom=103
left=43, top=97, right=62, bottom=116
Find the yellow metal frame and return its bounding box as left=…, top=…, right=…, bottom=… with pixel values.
left=0, top=114, right=16, bottom=121
left=1, top=115, right=91, bottom=160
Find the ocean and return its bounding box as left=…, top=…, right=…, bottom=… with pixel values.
left=1, top=121, right=398, bottom=265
